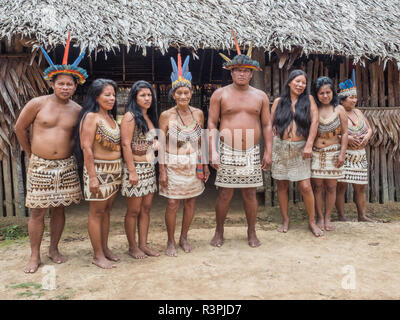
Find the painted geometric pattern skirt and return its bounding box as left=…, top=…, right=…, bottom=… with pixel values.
left=25, top=154, right=82, bottom=208
left=159, top=152, right=204, bottom=199
left=83, top=158, right=122, bottom=201
left=215, top=141, right=263, bottom=188
left=121, top=162, right=157, bottom=198
left=338, top=148, right=368, bottom=185
left=311, top=144, right=344, bottom=179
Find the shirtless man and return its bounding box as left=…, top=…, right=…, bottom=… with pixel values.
left=14, top=42, right=87, bottom=273
left=208, top=51, right=273, bottom=248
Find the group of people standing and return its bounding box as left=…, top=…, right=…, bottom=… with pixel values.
left=15, top=33, right=373, bottom=273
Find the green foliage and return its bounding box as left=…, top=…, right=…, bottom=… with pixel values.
left=0, top=224, right=28, bottom=240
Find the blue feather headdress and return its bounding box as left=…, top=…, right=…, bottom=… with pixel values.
left=338, top=69, right=357, bottom=97
left=170, top=53, right=192, bottom=90
left=40, top=31, right=88, bottom=85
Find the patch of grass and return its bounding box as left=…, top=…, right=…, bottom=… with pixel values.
left=11, top=282, right=42, bottom=290
left=55, top=295, right=70, bottom=300
left=17, top=290, right=44, bottom=298
left=0, top=224, right=28, bottom=241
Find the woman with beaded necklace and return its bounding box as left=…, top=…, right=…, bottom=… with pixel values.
left=335, top=72, right=373, bottom=222
left=78, top=79, right=122, bottom=269
left=158, top=54, right=210, bottom=257
left=311, top=76, right=348, bottom=231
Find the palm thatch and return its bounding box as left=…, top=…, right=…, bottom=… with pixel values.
left=0, top=53, right=49, bottom=159
left=362, top=108, right=400, bottom=159
left=0, top=0, right=399, bottom=65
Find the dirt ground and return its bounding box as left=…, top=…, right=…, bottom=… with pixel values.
left=1, top=185, right=400, bottom=300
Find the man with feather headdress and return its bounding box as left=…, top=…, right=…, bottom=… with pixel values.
left=14, top=32, right=88, bottom=273
left=208, top=30, right=273, bottom=248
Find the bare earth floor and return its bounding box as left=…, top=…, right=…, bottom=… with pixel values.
left=1, top=186, right=400, bottom=300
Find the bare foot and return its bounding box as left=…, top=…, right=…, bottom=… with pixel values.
left=316, top=216, right=325, bottom=230
left=358, top=215, right=374, bottom=222
left=338, top=215, right=349, bottom=222
left=210, top=231, right=224, bottom=247
left=165, top=241, right=178, bottom=257
left=324, top=219, right=335, bottom=231
left=92, top=257, right=116, bottom=269
left=140, top=245, right=160, bottom=257
left=24, top=258, right=41, bottom=273
left=277, top=219, right=289, bottom=233
left=309, top=222, right=324, bottom=237
left=104, top=248, right=120, bottom=262
left=47, top=250, right=67, bottom=264
left=179, top=238, right=193, bottom=253
left=248, top=231, right=261, bottom=248
left=128, top=247, right=147, bottom=259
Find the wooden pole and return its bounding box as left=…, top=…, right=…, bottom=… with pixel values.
left=387, top=145, right=395, bottom=201
left=209, top=49, right=214, bottom=83
left=387, top=61, right=395, bottom=107
left=369, top=62, right=379, bottom=107
left=362, top=63, right=370, bottom=107
left=264, top=65, right=272, bottom=98
left=2, top=149, right=14, bottom=216
left=378, top=62, right=386, bottom=107
left=272, top=60, right=280, bottom=100
left=122, top=46, right=126, bottom=83
left=0, top=161, right=3, bottom=216
left=380, top=144, right=389, bottom=203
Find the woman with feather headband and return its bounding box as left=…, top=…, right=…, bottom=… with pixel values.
left=158, top=53, right=210, bottom=257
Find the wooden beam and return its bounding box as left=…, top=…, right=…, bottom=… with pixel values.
left=378, top=62, right=386, bottom=107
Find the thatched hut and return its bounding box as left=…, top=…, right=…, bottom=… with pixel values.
left=1, top=0, right=400, bottom=216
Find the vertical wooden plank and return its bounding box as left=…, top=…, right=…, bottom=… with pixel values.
left=339, top=61, right=345, bottom=82
left=11, top=152, right=25, bottom=216
left=394, top=159, right=400, bottom=202
left=356, top=64, right=362, bottom=106
left=387, top=145, right=395, bottom=202
left=346, top=181, right=354, bottom=203
left=0, top=161, right=4, bottom=216
left=362, top=63, right=370, bottom=108
left=319, top=61, right=324, bottom=77
left=387, top=61, right=395, bottom=107
left=373, top=146, right=380, bottom=202
left=393, top=65, right=400, bottom=106
left=209, top=49, right=214, bottom=83
left=366, top=144, right=370, bottom=202
left=272, top=61, right=280, bottom=101
left=313, top=56, right=319, bottom=82
left=378, top=63, right=386, bottom=107
left=324, top=66, right=329, bottom=77
left=306, top=59, right=313, bottom=90
left=264, top=65, right=272, bottom=97
left=2, top=149, right=14, bottom=216
left=380, top=144, right=389, bottom=203
left=264, top=171, right=272, bottom=207
left=369, top=62, right=378, bottom=107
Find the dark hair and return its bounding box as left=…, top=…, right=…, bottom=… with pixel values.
left=51, top=73, right=78, bottom=85
left=312, top=76, right=338, bottom=108
left=339, top=96, right=349, bottom=104
left=126, top=80, right=157, bottom=134
left=273, top=69, right=311, bottom=139
left=74, top=78, right=118, bottom=174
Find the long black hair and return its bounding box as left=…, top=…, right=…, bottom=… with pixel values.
left=312, top=76, right=338, bottom=108
left=126, top=80, right=157, bottom=134
left=74, top=78, right=118, bottom=173
left=273, top=69, right=311, bottom=139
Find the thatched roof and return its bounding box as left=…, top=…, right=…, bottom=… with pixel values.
left=1, top=0, right=400, bottom=64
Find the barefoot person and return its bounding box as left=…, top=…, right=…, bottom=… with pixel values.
left=271, top=69, right=323, bottom=237
left=15, top=35, right=87, bottom=273
left=79, top=79, right=122, bottom=269
left=208, top=33, right=273, bottom=248
left=121, top=80, right=160, bottom=259
left=311, top=77, right=348, bottom=231
left=159, top=53, right=209, bottom=256
left=335, top=71, right=373, bottom=222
